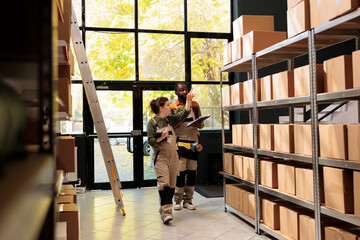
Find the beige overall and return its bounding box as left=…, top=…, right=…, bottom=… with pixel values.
left=151, top=118, right=179, bottom=221
left=173, top=108, right=199, bottom=204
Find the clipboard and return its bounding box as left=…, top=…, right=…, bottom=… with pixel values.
left=186, top=115, right=210, bottom=128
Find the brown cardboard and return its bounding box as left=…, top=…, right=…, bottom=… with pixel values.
left=243, top=124, right=254, bottom=148
left=58, top=0, right=72, bottom=45
left=243, top=79, right=261, bottom=104
left=323, top=166, right=354, bottom=213
left=224, top=153, right=234, bottom=175
left=294, top=124, right=312, bottom=156
left=57, top=136, right=75, bottom=173
left=230, top=82, right=243, bottom=106
left=225, top=184, right=232, bottom=205
left=59, top=189, right=77, bottom=203
left=260, top=160, right=278, bottom=188
left=294, top=64, right=324, bottom=97
left=325, top=226, right=358, bottom=240
left=354, top=171, right=360, bottom=218
left=233, top=15, right=275, bottom=39
left=243, top=157, right=255, bottom=182
left=296, top=168, right=314, bottom=202
left=69, top=49, right=74, bottom=76
left=58, top=195, right=75, bottom=204
left=261, top=75, right=272, bottom=101
left=58, top=65, right=71, bottom=82
left=58, top=78, right=71, bottom=113
left=248, top=192, right=256, bottom=219
left=233, top=155, right=243, bottom=179
left=272, top=70, right=295, bottom=100
left=232, top=124, right=243, bottom=146
left=57, top=203, right=79, bottom=240
left=278, top=163, right=296, bottom=195
left=279, top=205, right=299, bottom=240
left=299, top=214, right=316, bottom=240
left=223, top=43, right=232, bottom=65
left=309, top=0, right=329, bottom=28
left=274, top=124, right=295, bottom=153
left=221, top=85, right=231, bottom=107
left=231, top=38, right=242, bottom=62
left=319, top=124, right=348, bottom=160
left=324, top=55, right=353, bottom=93
left=61, top=184, right=75, bottom=191
left=352, top=50, right=360, bottom=88
left=287, top=0, right=310, bottom=38
left=242, top=190, right=249, bottom=216
left=242, top=31, right=287, bottom=58
left=232, top=186, right=242, bottom=211
left=262, top=198, right=280, bottom=230
left=259, top=124, right=274, bottom=151
left=347, top=124, right=360, bottom=162
left=288, top=0, right=304, bottom=9
left=328, top=0, right=359, bottom=21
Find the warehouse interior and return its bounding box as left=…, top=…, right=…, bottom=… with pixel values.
left=1, top=0, right=360, bottom=239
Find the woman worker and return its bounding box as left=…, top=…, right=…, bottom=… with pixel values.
left=147, top=89, right=194, bottom=224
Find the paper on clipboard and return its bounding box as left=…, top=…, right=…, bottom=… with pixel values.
left=186, top=115, right=210, bottom=128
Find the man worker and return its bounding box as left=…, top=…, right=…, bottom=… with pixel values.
left=171, top=83, right=204, bottom=210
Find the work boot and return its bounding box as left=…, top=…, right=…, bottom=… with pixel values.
left=174, top=202, right=182, bottom=211
left=163, top=215, right=173, bottom=224
left=183, top=202, right=196, bottom=210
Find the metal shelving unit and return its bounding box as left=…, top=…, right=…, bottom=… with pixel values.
left=221, top=7, right=360, bottom=240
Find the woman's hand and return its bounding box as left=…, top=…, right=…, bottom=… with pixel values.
left=161, top=127, right=169, bottom=138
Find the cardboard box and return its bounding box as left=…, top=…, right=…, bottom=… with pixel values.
left=352, top=50, right=360, bottom=89
left=278, top=163, right=296, bottom=195
left=243, top=157, right=255, bottom=182
left=57, top=203, right=79, bottom=240
left=58, top=0, right=72, bottom=45
left=58, top=195, right=75, bottom=204
left=294, top=64, right=324, bottom=97
left=223, top=43, right=232, bottom=65
left=323, top=166, right=354, bottom=213
left=243, top=79, right=261, bottom=104
left=61, top=184, right=75, bottom=191
left=260, top=160, right=278, bottom=188
left=294, top=124, right=312, bottom=156
left=243, top=124, right=254, bottom=148
left=354, top=171, right=360, bottom=218
left=272, top=70, right=295, bottom=100
left=299, top=214, right=316, bottom=240
left=230, top=82, right=243, bottom=106
left=221, top=85, right=231, bottom=107
left=274, top=124, right=294, bottom=153
left=232, top=124, right=243, bottom=146
left=259, top=124, right=274, bottom=151
left=328, top=0, right=359, bottom=21
left=296, top=168, right=314, bottom=202
left=261, top=75, right=272, bottom=101
left=347, top=124, right=360, bottom=162
left=324, top=55, right=353, bottom=93
left=262, top=198, right=280, bottom=230
left=58, top=78, right=72, bottom=113
left=233, top=155, right=243, bottom=179
left=325, top=226, right=358, bottom=240
left=288, top=0, right=304, bottom=9
left=224, top=153, right=234, bottom=175
left=319, top=124, right=348, bottom=160
left=234, top=186, right=243, bottom=212
left=279, top=205, right=299, bottom=240
left=309, top=0, right=329, bottom=28
left=242, top=190, right=249, bottom=215
left=242, top=31, right=287, bottom=58
left=231, top=38, right=242, bottom=62
left=58, top=65, right=71, bottom=82
left=287, top=0, right=310, bottom=38
left=225, top=184, right=232, bottom=205
left=59, top=189, right=77, bottom=203
left=57, top=136, right=75, bottom=173
left=248, top=192, right=256, bottom=219
left=233, top=15, right=274, bottom=39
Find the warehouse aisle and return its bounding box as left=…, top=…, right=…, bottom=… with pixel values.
left=78, top=187, right=271, bottom=240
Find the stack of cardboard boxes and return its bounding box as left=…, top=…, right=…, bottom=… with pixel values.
left=57, top=184, right=79, bottom=240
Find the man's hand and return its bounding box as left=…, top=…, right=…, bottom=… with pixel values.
left=186, top=88, right=194, bottom=101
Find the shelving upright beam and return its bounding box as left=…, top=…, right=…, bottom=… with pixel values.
left=220, top=70, right=227, bottom=212
left=308, top=28, right=322, bottom=240
left=252, top=54, right=260, bottom=234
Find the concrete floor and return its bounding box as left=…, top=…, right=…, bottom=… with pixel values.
left=78, top=187, right=272, bottom=240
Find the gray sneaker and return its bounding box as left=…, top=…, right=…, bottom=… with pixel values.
left=183, top=202, right=196, bottom=210
left=174, top=202, right=182, bottom=211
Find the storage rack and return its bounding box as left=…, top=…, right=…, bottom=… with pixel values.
left=220, top=8, right=360, bottom=240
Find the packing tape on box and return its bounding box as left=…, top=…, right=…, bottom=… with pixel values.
left=58, top=204, right=64, bottom=212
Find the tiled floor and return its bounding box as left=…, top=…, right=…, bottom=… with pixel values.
left=78, top=187, right=271, bottom=240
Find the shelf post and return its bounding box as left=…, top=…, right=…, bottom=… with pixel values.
left=220, top=69, right=227, bottom=212
left=308, top=28, right=322, bottom=240
left=251, top=54, right=260, bottom=234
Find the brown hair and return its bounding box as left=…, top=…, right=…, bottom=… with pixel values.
left=149, top=97, right=169, bottom=114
